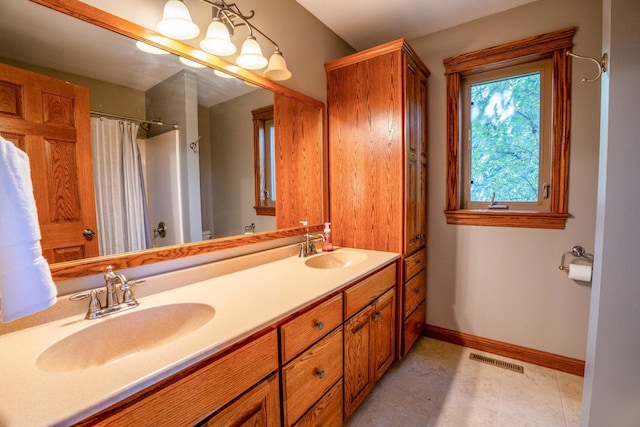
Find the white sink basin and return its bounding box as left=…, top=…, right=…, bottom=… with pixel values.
left=36, top=303, right=215, bottom=373
left=304, top=251, right=368, bottom=269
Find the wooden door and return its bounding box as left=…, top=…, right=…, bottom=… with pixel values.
left=0, top=62, right=98, bottom=263
left=343, top=304, right=374, bottom=419
left=373, top=288, right=396, bottom=381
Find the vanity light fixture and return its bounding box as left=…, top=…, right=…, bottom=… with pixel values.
left=157, top=0, right=200, bottom=40
left=157, top=0, right=292, bottom=80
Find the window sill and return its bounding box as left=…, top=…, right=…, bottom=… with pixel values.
left=254, top=206, right=276, bottom=216
left=445, top=210, right=570, bottom=229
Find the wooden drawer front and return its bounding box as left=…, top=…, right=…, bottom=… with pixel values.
left=404, top=248, right=426, bottom=281
left=344, top=263, right=396, bottom=319
left=404, top=271, right=426, bottom=319
left=293, top=379, right=343, bottom=427
left=199, top=373, right=280, bottom=426
left=82, top=330, right=278, bottom=426
left=403, top=301, right=425, bottom=355
left=280, top=294, right=343, bottom=363
left=282, top=327, right=344, bottom=426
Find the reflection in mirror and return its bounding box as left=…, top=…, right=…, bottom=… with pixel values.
left=0, top=0, right=326, bottom=280
left=252, top=105, right=276, bottom=216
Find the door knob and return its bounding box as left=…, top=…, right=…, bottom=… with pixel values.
left=82, top=228, right=96, bottom=240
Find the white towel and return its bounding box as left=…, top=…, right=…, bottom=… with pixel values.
left=0, top=136, right=57, bottom=322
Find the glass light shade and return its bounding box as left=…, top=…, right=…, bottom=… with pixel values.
left=135, top=36, right=171, bottom=55
left=179, top=57, right=206, bottom=68
left=263, top=50, right=292, bottom=81
left=236, top=36, right=268, bottom=70
left=200, top=18, right=237, bottom=56
left=213, top=69, right=237, bottom=79
left=157, top=0, right=200, bottom=40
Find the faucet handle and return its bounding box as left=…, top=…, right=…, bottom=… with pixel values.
left=120, top=279, right=145, bottom=304
left=70, top=289, right=104, bottom=319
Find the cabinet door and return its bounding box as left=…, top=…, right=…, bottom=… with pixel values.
left=199, top=373, right=280, bottom=427
left=373, top=288, right=396, bottom=381
left=344, top=304, right=374, bottom=419
left=404, top=55, right=428, bottom=254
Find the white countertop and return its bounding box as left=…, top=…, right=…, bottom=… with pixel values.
left=0, top=247, right=398, bottom=426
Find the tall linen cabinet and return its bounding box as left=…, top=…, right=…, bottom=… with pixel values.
left=326, top=39, right=429, bottom=357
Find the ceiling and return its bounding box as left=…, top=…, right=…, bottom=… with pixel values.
left=296, top=0, right=540, bottom=50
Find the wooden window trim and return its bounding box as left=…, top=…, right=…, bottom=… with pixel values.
left=252, top=105, right=276, bottom=216
left=444, top=27, right=575, bottom=229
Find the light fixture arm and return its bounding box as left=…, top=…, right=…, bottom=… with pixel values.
left=201, top=0, right=281, bottom=51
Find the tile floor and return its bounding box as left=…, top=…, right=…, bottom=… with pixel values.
left=346, top=337, right=583, bottom=427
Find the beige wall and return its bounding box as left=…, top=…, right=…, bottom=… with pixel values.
left=410, top=0, right=602, bottom=360
left=209, top=89, right=276, bottom=237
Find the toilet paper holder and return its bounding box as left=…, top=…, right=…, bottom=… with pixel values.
left=558, top=245, right=593, bottom=272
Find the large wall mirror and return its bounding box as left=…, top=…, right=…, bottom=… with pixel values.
left=0, top=0, right=326, bottom=281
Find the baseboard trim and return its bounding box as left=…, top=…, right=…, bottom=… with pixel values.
left=424, top=324, right=585, bottom=377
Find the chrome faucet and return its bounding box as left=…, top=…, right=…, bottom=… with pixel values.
left=298, top=221, right=325, bottom=257
left=70, top=266, right=144, bottom=319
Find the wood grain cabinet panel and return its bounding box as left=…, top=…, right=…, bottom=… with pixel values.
left=198, top=373, right=280, bottom=427
left=326, top=39, right=429, bottom=359
left=344, top=264, right=396, bottom=319
left=344, top=287, right=396, bottom=420
left=404, top=301, right=426, bottom=355
left=280, top=294, right=343, bottom=364
left=281, top=327, right=343, bottom=426
left=293, top=379, right=343, bottom=427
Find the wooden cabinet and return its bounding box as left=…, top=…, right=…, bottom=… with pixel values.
left=326, top=39, right=429, bottom=358
left=76, top=330, right=279, bottom=426
left=343, top=265, right=396, bottom=420
left=280, top=294, right=344, bottom=426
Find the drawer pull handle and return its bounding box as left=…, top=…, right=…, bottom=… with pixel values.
left=413, top=288, right=422, bottom=294
left=372, top=311, right=382, bottom=321
left=316, top=369, right=325, bottom=379
left=315, top=320, right=324, bottom=330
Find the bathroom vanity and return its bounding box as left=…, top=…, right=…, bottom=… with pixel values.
left=0, top=247, right=399, bottom=426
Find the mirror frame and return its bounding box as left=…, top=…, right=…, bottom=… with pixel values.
left=30, top=0, right=327, bottom=281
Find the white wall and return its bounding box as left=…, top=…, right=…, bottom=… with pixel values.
left=581, top=0, right=640, bottom=425
left=410, top=0, right=602, bottom=360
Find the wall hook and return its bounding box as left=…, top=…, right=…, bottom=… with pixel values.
left=566, top=51, right=608, bottom=83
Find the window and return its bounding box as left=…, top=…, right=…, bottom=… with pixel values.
left=444, top=27, right=575, bottom=229
left=462, top=60, right=552, bottom=211
left=252, top=105, right=276, bottom=216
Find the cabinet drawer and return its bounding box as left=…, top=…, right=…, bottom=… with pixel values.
left=403, top=301, right=425, bottom=355
left=344, top=263, right=396, bottom=319
left=293, top=379, right=343, bottom=427
left=404, top=248, right=426, bottom=281
left=199, top=373, right=280, bottom=426
left=82, top=330, right=278, bottom=426
left=280, top=294, right=343, bottom=364
left=404, top=271, right=426, bottom=319
left=282, top=327, right=343, bottom=426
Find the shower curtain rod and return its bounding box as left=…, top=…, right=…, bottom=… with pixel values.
left=90, top=110, right=179, bottom=129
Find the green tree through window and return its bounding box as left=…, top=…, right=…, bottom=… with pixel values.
left=469, top=73, right=541, bottom=202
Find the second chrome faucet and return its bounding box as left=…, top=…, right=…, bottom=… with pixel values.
left=298, top=221, right=325, bottom=257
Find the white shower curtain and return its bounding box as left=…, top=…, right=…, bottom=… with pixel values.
left=91, top=117, right=151, bottom=256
